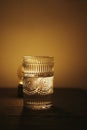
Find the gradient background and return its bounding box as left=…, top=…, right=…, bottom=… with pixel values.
left=0, top=0, right=87, bottom=89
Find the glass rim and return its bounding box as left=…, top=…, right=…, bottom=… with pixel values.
left=23, top=56, right=54, bottom=59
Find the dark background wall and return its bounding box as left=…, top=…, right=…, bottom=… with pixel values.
left=0, top=0, right=87, bottom=89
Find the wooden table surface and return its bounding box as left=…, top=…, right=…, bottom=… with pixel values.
left=0, top=87, right=87, bottom=130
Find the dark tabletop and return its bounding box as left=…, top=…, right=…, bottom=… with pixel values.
left=0, top=87, right=87, bottom=130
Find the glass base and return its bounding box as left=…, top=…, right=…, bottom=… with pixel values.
left=24, top=101, right=52, bottom=110
left=23, top=92, right=53, bottom=110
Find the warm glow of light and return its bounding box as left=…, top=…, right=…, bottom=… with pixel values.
left=0, top=1, right=86, bottom=89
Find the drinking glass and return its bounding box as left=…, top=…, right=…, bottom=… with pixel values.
left=22, top=56, right=54, bottom=110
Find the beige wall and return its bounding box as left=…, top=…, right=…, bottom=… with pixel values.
left=0, top=0, right=87, bottom=89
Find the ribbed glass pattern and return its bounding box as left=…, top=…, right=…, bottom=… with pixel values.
left=22, top=56, right=54, bottom=77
